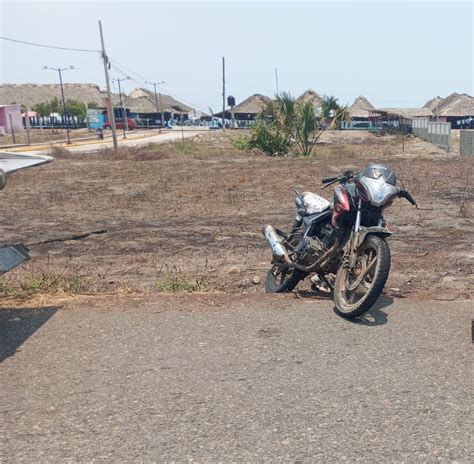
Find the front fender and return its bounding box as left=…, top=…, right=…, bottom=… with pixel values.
left=354, top=226, right=392, bottom=248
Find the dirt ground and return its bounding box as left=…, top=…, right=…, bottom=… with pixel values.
left=0, top=130, right=472, bottom=304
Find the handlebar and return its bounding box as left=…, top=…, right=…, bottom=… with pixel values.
left=321, top=170, right=358, bottom=189
left=399, top=189, right=418, bottom=208
left=321, top=176, right=338, bottom=184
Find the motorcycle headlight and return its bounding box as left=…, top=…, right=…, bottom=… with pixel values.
left=360, top=177, right=399, bottom=207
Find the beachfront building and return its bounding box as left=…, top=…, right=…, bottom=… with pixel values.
left=429, top=93, right=474, bottom=128
left=125, top=88, right=194, bottom=127
left=0, top=104, right=23, bottom=135
left=215, top=94, right=273, bottom=126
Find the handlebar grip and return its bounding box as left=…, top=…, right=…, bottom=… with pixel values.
left=322, top=176, right=338, bottom=184
left=400, top=189, right=417, bottom=207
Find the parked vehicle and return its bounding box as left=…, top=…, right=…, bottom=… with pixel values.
left=262, top=164, right=418, bottom=319
left=104, top=118, right=137, bottom=130
left=0, top=154, right=52, bottom=276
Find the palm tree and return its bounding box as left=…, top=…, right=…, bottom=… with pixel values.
left=330, top=104, right=352, bottom=129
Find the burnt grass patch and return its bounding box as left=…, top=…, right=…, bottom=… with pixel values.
left=1, top=131, right=472, bottom=302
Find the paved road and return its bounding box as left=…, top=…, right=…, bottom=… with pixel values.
left=4, top=129, right=209, bottom=155
left=0, top=295, right=472, bottom=462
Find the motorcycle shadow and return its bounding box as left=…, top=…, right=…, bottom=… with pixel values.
left=294, top=290, right=392, bottom=326
left=0, top=306, right=59, bottom=363
left=343, top=295, right=393, bottom=326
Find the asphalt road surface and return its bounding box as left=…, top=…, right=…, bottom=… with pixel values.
left=1, top=295, right=472, bottom=462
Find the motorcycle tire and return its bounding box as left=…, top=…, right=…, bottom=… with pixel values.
left=265, top=267, right=306, bottom=293
left=334, top=235, right=391, bottom=319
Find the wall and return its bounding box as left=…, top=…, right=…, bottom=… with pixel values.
left=0, top=105, right=24, bottom=133
left=460, top=130, right=474, bottom=155
left=412, top=117, right=451, bottom=152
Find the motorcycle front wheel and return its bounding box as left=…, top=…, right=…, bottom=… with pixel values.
left=265, top=264, right=306, bottom=293
left=334, top=235, right=391, bottom=319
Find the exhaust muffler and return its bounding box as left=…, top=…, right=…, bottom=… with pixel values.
left=262, top=225, right=287, bottom=259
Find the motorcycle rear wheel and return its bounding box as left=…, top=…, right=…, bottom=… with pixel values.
left=265, top=264, right=306, bottom=293
left=334, top=235, right=390, bottom=319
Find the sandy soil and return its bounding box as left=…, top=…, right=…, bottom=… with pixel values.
left=0, top=130, right=472, bottom=304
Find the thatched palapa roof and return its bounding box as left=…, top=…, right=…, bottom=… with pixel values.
left=350, top=95, right=375, bottom=118
left=423, top=96, right=444, bottom=111
left=296, top=89, right=324, bottom=108
left=422, top=93, right=474, bottom=117
left=0, top=84, right=196, bottom=115
left=125, top=88, right=193, bottom=114
left=438, top=93, right=473, bottom=117
left=0, top=83, right=115, bottom=108
left=230, top=94, right=272, bottom=115
left=371, top=107, right=433, bottom=119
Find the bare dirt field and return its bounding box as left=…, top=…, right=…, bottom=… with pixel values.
left=0, top=130, right=472, bottom=305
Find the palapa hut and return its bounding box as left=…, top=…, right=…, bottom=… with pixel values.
left=367, top=107, right=433, bottom=133
left=0, top=83, right=113, bottom=109
left=125, top=88, right=194, bottom=124
left=0, top=83, right=122, bottom=127
left=423, top=96, right=444, bottom=114
left=214, top=93, right=272, bottom=125
left=0, top=83, right=197, bottom=127
left=346, top=95, right=376, bottom=128
left=436, top=93, right=474, bottom=128
left=296, top=89, right=324, bottom=109
left=421, top=93, right=474, bottom=127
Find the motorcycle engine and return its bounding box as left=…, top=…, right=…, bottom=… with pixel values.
left=296, top=237, right=327, bottom=265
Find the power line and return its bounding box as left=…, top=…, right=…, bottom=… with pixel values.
left=109, top=57, right=149, bottom=83
left=109, top=60, right=210, bottom=113
left=0, top=35, right=100, bottom=53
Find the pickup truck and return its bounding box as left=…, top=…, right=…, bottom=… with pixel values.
left=104, top=118, right=137, bottom=130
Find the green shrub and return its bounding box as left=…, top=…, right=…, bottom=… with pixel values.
left=248, top=122, right=290, bottom=156
left=156, top=273, right=210, bottom=293
left=232, top=135, right=251, bottom=151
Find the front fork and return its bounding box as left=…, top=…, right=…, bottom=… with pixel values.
left=347, top=199, right=363, bottom=269
left=346, top=200, right=385, bottom=269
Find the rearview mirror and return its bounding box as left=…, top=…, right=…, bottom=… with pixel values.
left=0, top=169, right=6, bottom=190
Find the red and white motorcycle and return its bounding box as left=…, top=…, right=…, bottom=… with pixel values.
left=263, top=163, right=418, bottom=319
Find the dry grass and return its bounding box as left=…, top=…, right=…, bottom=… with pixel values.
left=0, top=128, right=98, bottom=146
left=0, top=130, right=472, bottom=301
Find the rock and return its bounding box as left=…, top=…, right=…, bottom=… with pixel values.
left=226, top=266, right=241, bottom=275
left=238, top=278, right=251, bottom=288
left=252, top=275, right=261, bottom=285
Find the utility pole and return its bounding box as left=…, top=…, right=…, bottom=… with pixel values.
left=222, top=57, right=226, bottom=132
left=43, top=65, right=74, bottom=144
left=112, top=77, right=130, bottom=138
left=146, top=81, right=165, bottom=131
left=275, top=67, right=279, bottom=96
left=99, top=20, right=118, bottom=153
left=8, top=114, right=16, bottom=144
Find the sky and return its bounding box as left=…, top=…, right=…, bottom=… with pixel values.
left=0, top=0, right=473, bottom=112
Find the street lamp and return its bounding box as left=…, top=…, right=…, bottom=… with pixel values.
left=112, top=76, right=130, bottom=139
left=43, top=65, right=75, bottom=144
left=146, top=80, right=165, bottom=130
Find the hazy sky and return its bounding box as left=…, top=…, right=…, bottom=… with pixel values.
left=1, top=0, right=472, bottom=112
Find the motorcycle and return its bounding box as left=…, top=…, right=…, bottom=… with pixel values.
left=262, top=163, right=418, bottom=319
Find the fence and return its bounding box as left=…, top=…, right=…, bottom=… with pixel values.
left=412, top=118, right=451, bottom=152
left=460, top=130, right=474, bottom=155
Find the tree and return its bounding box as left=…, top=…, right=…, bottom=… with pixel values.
left=49, top=97, right=62, bottom=113
left=32, top=102, right=52, bottom=117
left=247, top=92, right=352, bottom=157
left=86, top=101, right=99, bottom=109
left=294, top=101, right=322, bottom=157
left=65, top=100, right=86, bottom=120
